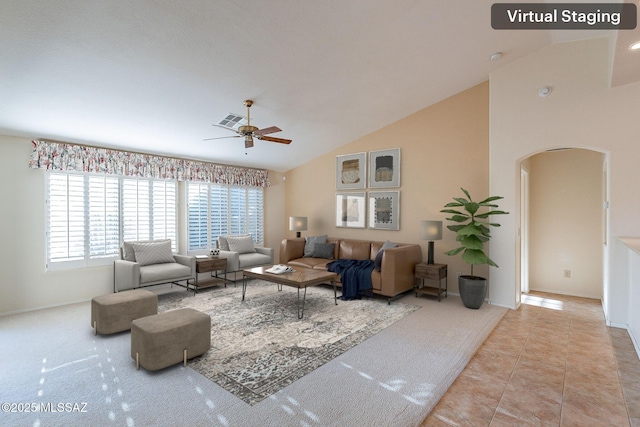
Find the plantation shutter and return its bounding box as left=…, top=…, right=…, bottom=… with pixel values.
left=247, top=187, right=264, bottom=244
left=46, top=172, right=178, bottom=270
left=210, top=185, right=229, bottom=245
left=47, top=173, right=86, bottom=266
left=152, top=180, right=177, bottom=251
left=229, top=187, right=246, bottom=236
left=88, top=175, right=120, bottom=259
left=187, top=182, right=210, bottom=250
left=186, top=183, right=263, bottom=253
left=122, top=178, right=176, bottom=247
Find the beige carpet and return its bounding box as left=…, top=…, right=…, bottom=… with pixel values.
left=158, top=280, right=419, bottom=405
left=0, top=283, right=507, bottom=426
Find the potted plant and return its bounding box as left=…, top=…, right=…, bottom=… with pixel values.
left=440, top=188, right=509, bottom=309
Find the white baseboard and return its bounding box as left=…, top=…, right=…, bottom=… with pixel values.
left=0, top=298, right=90, bottom=317
left=623, top=325, right=640, bottom=359
left=488, top=300, right=519, bottom=310
left=603, top=300, right=640, bottom=360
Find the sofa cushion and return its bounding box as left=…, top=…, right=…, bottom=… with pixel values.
left=226, top=235, right=256, bottom=254
left=304, top=235, right=327, bottom=257
left=238, top=252, right=272, bottom=268
left=131, top=240, right=175, bottom=266
left=288, top=257, right=331, bottom=270
left=140, top=263, right=192, bottom=283
left=313, top=242, right=335, bottom=259
left=338, top=240, right=371, bottom=260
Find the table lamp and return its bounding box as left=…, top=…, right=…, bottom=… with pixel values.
left=421, top=220, right=442, bottom=264
left=289, top=216, right=308, bottom=238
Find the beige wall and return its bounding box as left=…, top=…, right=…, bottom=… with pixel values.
left=265, top=170, right=286, bottom=262
left=528, top=149, right=604, bottom=298
left=284, top=82, right=490, bottom=294
left=0, top=135, right=285, bottom=315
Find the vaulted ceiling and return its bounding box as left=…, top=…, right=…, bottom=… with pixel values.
left=1, top=0, right=638, bottom=171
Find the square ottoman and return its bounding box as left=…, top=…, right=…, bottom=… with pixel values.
left=91, top=289, right=157, bottom=335
left=131, top=308, right=211, bottom=371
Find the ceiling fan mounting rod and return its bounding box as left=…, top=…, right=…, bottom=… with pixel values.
left=244, top=99, right=253, bottom=125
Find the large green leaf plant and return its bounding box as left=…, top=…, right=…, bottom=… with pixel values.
left=440, top=188, right=509, bottom=276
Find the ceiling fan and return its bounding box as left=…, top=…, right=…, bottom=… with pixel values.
left=204, top=100, right=292, bottom=149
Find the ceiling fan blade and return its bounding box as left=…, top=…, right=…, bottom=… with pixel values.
left=259, top=136, right=292, bottom=144
left=203, top=135, right=241, bottom=141
left=254, top=126, right=282, bottom=136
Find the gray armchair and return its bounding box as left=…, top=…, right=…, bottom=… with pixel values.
left=217, top=235, right=274, bottom=281
left=113, top=239, right=196, bottom=292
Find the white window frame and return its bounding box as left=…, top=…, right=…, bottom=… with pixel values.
left=187, top=182, right=264, bottom=253
left=46, top=171, right=177, bottom=271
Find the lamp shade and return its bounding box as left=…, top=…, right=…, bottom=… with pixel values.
left=289, top=216, right=308, bottom=231
left=420, top=220, right=442, bottom=241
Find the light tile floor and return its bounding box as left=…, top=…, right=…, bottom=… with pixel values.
left=421, top=291, right=640, bottom=427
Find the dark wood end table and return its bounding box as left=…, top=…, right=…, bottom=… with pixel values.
left=193, top=256, right=228, bottom=293
left=415, top=262, right=448, bottom=301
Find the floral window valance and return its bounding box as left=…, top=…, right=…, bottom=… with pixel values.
left=28, top=140, right=270, bottom=187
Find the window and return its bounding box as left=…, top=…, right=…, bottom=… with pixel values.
left=46, top=171, right=176, bottom=270
left=187, top=183, right=264, bottom=251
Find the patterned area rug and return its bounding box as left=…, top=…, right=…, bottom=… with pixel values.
left=158, top=280, right=419, bottom=405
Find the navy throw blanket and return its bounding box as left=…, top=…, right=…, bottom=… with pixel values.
left=327, top=259, right=375, bottom=300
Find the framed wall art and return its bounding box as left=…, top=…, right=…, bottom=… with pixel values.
left=336, top=152, right=366, bottom=190
left=336, top=192, right=366, bottom=228
left=369, top=191, right=400, bottom=230
left=369, top=148, right=400, bottom=188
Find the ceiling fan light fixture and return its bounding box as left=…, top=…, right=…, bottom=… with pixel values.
left=244, top=135, right=254, bottom=148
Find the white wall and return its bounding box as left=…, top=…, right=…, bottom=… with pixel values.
left=490, top=34, right=640, bottom=341
left=0, top=135, right=285, bottom=315
left=528, top=149, right=604, bottom=299
left=0, top=136, right=113, bottom=314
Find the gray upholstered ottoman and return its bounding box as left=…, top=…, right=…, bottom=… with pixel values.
left=130, top=308, right=211, bottom=371
left=91, top=289, right=157, bottom=335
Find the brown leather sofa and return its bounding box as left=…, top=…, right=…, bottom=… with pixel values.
left=279, top=238, right=422, bottom=301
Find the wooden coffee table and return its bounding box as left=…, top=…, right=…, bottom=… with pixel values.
left=242, top=266, right=338, bottom=319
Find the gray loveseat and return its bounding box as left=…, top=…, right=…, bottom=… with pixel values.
left=216, top=235, right=274, bottom=281
left=113, top=239, right=196, bottom=292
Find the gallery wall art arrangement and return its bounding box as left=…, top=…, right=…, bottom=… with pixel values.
left=336, top=149, right=401, bottom=230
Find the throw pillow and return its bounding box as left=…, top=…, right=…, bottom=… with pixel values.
left=374, top=240, right=397, bottom=272
left=122, top=241, right=137, bottom=262
left=312, top=242, right=335, bottom=259
left=304, top=235, right=327, bottom=257
left=226, top=235, right=256, bottom=254
left=217, top=236, right=230, bottom=251
left=130, top=240, right=175, bottom=266
left=123, top=239, right=170, bottom=262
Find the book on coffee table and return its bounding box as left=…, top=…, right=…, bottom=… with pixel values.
left=265, top=265, right=295, bottom=275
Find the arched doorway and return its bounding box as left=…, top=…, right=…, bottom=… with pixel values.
left=519, top=148, right=607, bottom=299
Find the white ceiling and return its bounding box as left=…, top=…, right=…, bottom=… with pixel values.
left=1, top=0, right=638, bottom=172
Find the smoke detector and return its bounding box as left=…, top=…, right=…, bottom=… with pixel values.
left=538, top=86, right=552, bottom=97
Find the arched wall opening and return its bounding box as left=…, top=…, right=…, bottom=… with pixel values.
left=517, top=148, right=608, bottom=303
